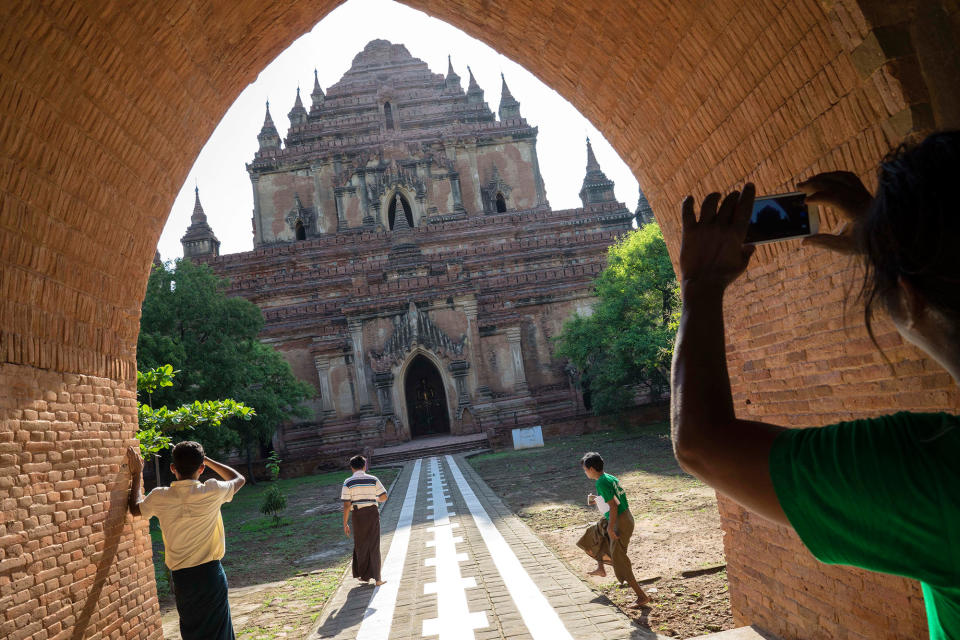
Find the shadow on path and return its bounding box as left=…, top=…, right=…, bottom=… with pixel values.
left=313, top=583, right=376, bottom=637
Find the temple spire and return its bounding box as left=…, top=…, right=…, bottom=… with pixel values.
left=392, top=193, right=412, bottom=232
left=635, top=185, right=655, bottom=227
left=191, top=185, right=207, bottom=224
left=288, top=86, right=307, bottom=127
left=444, top=54, right=461, bottom=92
left=585, top=137, right=601, bottom=173
left=262, top=100, right=276, bottom=130
left=181, top=186, right=221, bottom=259
left=498, top=73, right=521, bottom=120
left=388, top=193, right=422, bottom=263
left=257, top=100, right=281, bottom=151
left=579, top=137, right=617, bottom=207
left=310, top=69, right=325, bottom=114
left=466, top=65, right=484, bottom=104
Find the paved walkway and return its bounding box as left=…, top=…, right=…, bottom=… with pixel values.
left=310, top=454, right=667, bottom=640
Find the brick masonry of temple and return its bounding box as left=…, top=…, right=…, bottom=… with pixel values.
left=181, top=40, right=659, bottom=470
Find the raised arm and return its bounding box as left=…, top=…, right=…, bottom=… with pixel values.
left=203, top=456, right=246, bottom=491
left=126, top=446, right=144, bottom=517
left=670, top=185, right=788, bottom=525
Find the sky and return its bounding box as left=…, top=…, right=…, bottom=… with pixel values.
left=156, top=0, right=640, bottom=260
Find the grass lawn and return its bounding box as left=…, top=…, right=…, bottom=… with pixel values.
left=468, top=422, right=733, bottom=639
left=151, top=466, right=399, bottom=639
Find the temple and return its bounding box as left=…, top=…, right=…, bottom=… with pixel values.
left=184, top=40, right=640, bottom=468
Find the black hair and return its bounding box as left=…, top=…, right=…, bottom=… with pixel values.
left=859, top=131, right=960, bottom=346
left=580, top=451, right=604, bottom=472
left=349, top=455, right=366, bottom=470
left=172, top=441, right=205, bottom=477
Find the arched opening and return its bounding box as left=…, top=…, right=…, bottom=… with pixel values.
left=495, top=191, right=507, bottom=213
left=295, top=220, right=306, bottom=240
left=4, top=1, right=956, bottom=639
left=384, top=101, right=394, bottom=130
left=388, top=192, right=414, bottom=230
left=403, top=355, right=450, bottom=438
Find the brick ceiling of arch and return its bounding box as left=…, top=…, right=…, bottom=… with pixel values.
left=0, top=0, right=950, bottom=379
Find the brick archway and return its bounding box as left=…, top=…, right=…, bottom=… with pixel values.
left=2, top=2, right=958, bottom=638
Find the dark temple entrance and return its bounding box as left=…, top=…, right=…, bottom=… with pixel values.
left=404, top=355, right=451, bottom=438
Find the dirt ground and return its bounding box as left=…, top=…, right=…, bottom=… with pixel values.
left=468, top=422, right=733, bottom=639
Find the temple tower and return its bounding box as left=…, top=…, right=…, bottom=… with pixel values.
left=180, top=186, right=221, bottom=258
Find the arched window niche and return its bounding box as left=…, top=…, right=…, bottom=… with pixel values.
left=295, top=220, right=306, bottom=241
left=384, top=101, right=395, bottom=130
left=388, top=192, right=414, bottom=230
left=495, top=191, right=507, bottom=213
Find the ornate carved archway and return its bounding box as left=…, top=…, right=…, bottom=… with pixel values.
left=403, top=354, right=451, bottom=437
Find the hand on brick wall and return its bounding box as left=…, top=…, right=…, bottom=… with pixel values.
left=127, top=446, right=145, bottom=475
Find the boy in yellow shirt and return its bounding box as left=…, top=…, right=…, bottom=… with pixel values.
left=127, top=441, right=245, bottom=640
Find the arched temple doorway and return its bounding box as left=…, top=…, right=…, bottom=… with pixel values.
left=403, top=355, right=450, bottom=438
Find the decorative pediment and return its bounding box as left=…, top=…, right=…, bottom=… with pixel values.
left=374, top=163, right=426, bottom=200
left=369, top=302, right=465, bottom=373
left=481, top=164, right=513, bottom=214
left=285, top=193, right=316, bottom=231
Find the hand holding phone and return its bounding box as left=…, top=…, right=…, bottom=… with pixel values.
left=745, top=192, right=819, bottom=245
left=797, top=171, right=873, bottom=255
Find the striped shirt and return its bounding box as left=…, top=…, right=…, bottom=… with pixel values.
left=340, top=470, right=387, bottom=509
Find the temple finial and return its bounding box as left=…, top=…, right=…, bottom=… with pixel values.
left=466, top=65, right=484, bottom=104
left=288, top=86, right=307, bottom=126
left=258, top=99, right=281, bottom=151
left=498, top=73, right=520, bottom=120
left=579, top=137, right=616, bottom=207
left=445, top=54, right=461, bottom=92
left=311, top=69, right=325, bottom=113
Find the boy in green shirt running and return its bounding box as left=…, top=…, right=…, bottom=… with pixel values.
left=577, top=451, right=651, bottom=608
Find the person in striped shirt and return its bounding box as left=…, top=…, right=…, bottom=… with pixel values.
left=341, top=455, right=389, bottom=585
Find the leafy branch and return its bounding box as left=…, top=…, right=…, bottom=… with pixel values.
left=135, top=365, right=256, bottom=465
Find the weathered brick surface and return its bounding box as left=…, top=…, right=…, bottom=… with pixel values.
left=1, top=0, right=957, bottom=638
left=0, top=364, right=159, bottom=639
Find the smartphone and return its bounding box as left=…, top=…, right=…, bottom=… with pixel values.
left=745, top=192, right=818, bottom=245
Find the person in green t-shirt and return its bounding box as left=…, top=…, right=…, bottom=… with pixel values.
left=670, top=131, right=960, bottom=639
left=576, top=451, right=650, bottom=608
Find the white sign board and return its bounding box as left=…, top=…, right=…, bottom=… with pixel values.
left=511, top=425, right=544, bottom=450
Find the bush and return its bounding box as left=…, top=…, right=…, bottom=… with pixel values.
left=260, top=484, right=287, bottom=526
left=266, top=450, right=282, bottom=481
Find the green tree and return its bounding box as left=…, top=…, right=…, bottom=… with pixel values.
left=138, top=260, right=313, bottom=473
left=553, top=223, right=680, bottom=415
left=136, top=364, right=256, bottom=482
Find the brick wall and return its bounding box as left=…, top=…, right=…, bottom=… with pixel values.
left=0, top=364, right=158, bottom=639
left=1, top=0, right=956, bottom=637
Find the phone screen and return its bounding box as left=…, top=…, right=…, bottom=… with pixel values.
left=745, top=192, right=813, bottom=245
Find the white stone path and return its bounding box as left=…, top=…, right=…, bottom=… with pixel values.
left=310, top=454, right=667, bottom=640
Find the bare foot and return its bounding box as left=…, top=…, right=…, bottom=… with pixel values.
left=587, top=567, right=606, bottom=577
left=375, top=580, right=386, bottom=586
left=630, top=594, right=652, bottom=609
